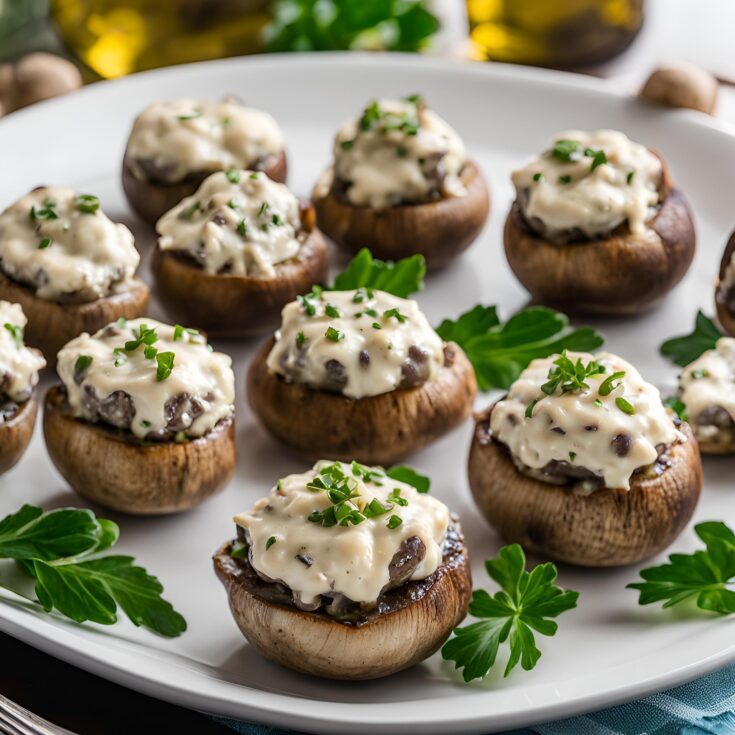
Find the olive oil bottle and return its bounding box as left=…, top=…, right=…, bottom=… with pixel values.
left=50, top=0, right=269, bottom=79
left=466, top=0, right=644, bottom=67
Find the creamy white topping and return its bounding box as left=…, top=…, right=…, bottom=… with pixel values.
left=57, top=318, right=234, bottom=440
left=512, top=130, right=662, bottom=240
left=0, top=301, right=45, bottom=403
left=125, top=98, right=284, bottom=183
left=156, top=170, right=301, bottom=277
left=0, top=187, right=139, bottom=302
left=491, top=351, right=682, bottom=490
left=315, top=96, right=467, bottom=210
left=234, top=460, right=449, bottom=607
left=679, top=338, right=735, bottom=443
left=266, top=289, right=445, bottom=400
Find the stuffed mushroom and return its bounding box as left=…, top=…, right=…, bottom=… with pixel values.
left=213, top=460, right=471, bottom=680
left=676, top=338, right=735, bottom=454
left=0, top=301, right=46, bottom=474
left=43, top=317, right=235, bottom=514
left=312, top=95, right=490, bottom=269
left=152, top=170, right=328, bottom=337
left=122, top=98, right=287, bottom=225
left=247, top=288, right=477, bottom=464
left=469, top=351, right=702, bottom=566
left=0, top=186, right=149, bottom=363
left=504, top=130, right=695, bottom=315
left=715, top=229, right=735, bottom=336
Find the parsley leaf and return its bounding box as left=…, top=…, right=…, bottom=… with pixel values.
left=264, top=0, right=439, bottom=53
left=31, top=555, right=186, bottom=636
left=436, top=305, right=604, bottom=391
left=386, top=466, right=430, bottom=493
left=330, top=248, right=425, bottom=298
left=660, top=311, right=722, bottom=367
left=664, top=395, right=688, bottom=422
left=442, top=544, right=579, bottom=681
left=627, top=522, right=735, bottom=615
left=3, top=322, right=23, bottom=349
left=0, top=505, right=186, bottom=636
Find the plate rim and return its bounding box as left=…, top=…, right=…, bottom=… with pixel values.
left=0, top=51, right=733, bottom=734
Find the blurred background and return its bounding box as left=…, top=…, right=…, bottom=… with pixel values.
left=0, top=0, right=732, bottom=118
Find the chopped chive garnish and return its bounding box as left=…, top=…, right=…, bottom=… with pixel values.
left=3, top=323, right=23, bottom=349
left=325, top=326, right=344, bottom=342
left=615, top=397, right=635, bottom=415
left=155, top=351, right=175, bottom=382
left=75, top=194, right=100, bottom=214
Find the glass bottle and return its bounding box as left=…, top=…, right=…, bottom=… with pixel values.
left=466, top=0, right=644, bottom=67
left=50, top=0, right=269, bottom=79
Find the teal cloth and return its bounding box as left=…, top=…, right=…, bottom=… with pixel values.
left=210, top=662, right=735, bottom=735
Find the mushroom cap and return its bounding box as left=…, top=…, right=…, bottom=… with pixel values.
left=12, top=53, right=82, bottom=110
left=247, top=339, right=477, bottom=465
left=639, top=62, right=718, bottom=115
left=468, top=404, right=703, bottom=566
left=212, top=526, right=472, bottom=680
left=152, top=227, right=329, bottom=338
left=0, top=397, right=37, bottom=476
left=43, top=385, right=235, bottom=514
left=122, top=150, right=288, bottom=226
left=503, top=161, right=696, bottom=316
left=0, top=271, right=150, bottom=367
left=312, top=160, right=490, bottom=270
left=715, top=229, right=735, bottom=337
left=695, top=431, right=735, bottom=456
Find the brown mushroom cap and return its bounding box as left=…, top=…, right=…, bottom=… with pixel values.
left=122, top=150, right=288, bottom=226
left=715, top=229, right=735, bottom=337
left=43, top=385, right=235, bottom=514
left=695, top=430, right=735, bottom=456
left=313, top=160, right=490, bottom=270
left=247, top=339, right=477, bottom=465
left=0, top=272, right=149, bottom=366
left=468, top=404, right=703, bottom=566
left=503, top=161, right=696, bottom=315
left=0, top=397, right=37, bottom=476
left=212, top=528, right=472, bottom=680
left=152, top=228, right=329, bottom=338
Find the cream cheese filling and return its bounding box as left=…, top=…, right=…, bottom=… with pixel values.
left=679, top=338, right=735, bottom=443
left=316, top=96, right=467, bottom=210
left=512, top=129, right=662, bottom=240
left=0, top=187, right=139, bottom=303
left=57, top=317, right=234, bottom=439
left=266, top=289, right=445, bottom=399
left=491, top=351, right=682, bottom=490
left=157, top=170, right=301, bottom=277
left=125, top=98, right=284, bottom=183
left=0, top=301, right=45, bottom=403
left=234, top=460, right=449, bottom=607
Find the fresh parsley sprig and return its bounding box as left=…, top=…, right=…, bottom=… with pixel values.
left=436, top=305, right=604, bottom=391
left=329, top=248, right=425, bottom=298
left=628, top=522, right=735, bottom=615
left=305, top=462, right=430, bottom=529
left=663, top=395, right=688, bottom=422
left=540, top=352, right=606, bottom=396
left=660, top=311, right=722, bottom=367
left=263, top=0, right=439, bottom=53
left=0, top=505, right=186, bottom=636
left=442, top=544, right=579, bottom=682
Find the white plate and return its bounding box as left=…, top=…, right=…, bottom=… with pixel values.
left=0, top=53, right=734, bottom=735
